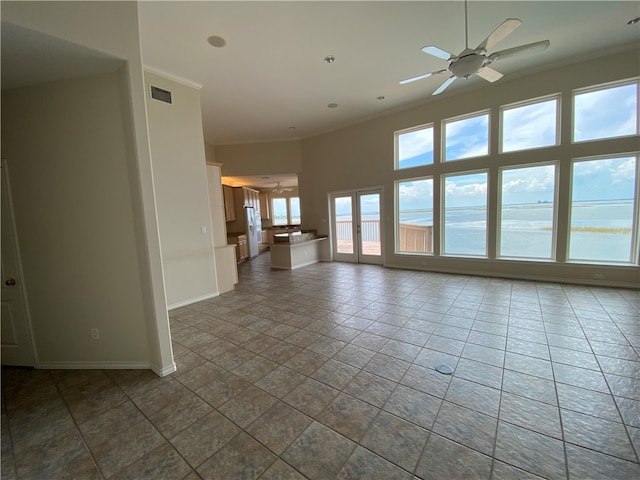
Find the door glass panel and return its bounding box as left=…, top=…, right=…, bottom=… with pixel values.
left=359, top=193, right=381, bottom=256
left=335, top=196, right=353, bottom=254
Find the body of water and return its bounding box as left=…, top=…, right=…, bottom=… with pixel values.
left=337, top=200, right=635, bottom=262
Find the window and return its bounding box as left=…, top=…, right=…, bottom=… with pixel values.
left=573, top=81, right=638, bottom=142
left=443, top=172, right=488, bottom=256
left=444, top=112, right=489, bottom=161
left=501, top=96, right=559, bottom=153
left=290, top=197, right=301, bottom=224
left=499, top=164, right=557, bottom=259
left=397, top=178, right=433, bottom=253
left=271, top=197, right=301, bottom=225
left=568, top=156, right=638, bottom=263
left=396, top=125, right=434, bottom=169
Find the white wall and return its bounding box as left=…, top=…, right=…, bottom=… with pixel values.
left=2, top=1, right=174, bottom=374
left=300, top=49, right=639, bottom=287
left=145, top=72, right=219, bottom=308
left=2, top=72, right=153, bottom=366
left=215, top=140, right=302, bottom=177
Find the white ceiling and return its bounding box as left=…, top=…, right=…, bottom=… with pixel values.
left=138, top=1, right=640, bottom=147
left=2, top=2, right=638, bottom=191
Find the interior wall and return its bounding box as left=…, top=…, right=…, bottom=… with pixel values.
left=300, top=49, right=640, bottom=287
left=215, top=140, right=303, bottom=177
left=145, top=71, right=219, bottom=308
left=2, top=1, right=174, bottom=374
left=1, top=72, right=151, bottom=366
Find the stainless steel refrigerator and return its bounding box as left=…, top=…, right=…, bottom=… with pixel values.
left=244, top=206, right=261, bottom=258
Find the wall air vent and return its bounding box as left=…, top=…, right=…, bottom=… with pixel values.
left=150, top=85, right=172, bottom=104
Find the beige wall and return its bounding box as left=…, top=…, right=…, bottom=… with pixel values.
left=145, top=72, right=219, bottom=308
left=2, top=72, right=152, bottom=365
left=215, top=140, right=302, bottom=177
left=2, top=1, right=174, bottom=374
left=300, top=49, right=640, bottom=287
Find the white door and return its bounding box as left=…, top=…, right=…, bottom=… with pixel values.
left=330, top=188, right=383, bottom=265
left=1, top=160, right=36, bottom=366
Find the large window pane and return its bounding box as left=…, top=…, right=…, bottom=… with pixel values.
left=290, top=197, right=300, bottom=224
left=500, top=165, right=556, bottom=259
left=444, top=112, right=489, bottom=161
left=502, top=98, right=558, bottom=152
left=396, top=125, right=434, bottom=169
left=397, top=178, right=433, bottom=253
left=443, top=172, right=488, bottom=256
left=272, top=198, right=288, bottom=226
left=569, top=156, right=637, bottom=263
left=574, top=82, right=638, bottom=142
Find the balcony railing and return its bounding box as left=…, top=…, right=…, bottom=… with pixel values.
left=335, top=220, right=432, bottom=254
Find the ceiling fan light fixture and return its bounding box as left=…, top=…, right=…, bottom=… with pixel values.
left=628, top=17, right=640, bottom=25
left=324, top=55, right=335, bottom=63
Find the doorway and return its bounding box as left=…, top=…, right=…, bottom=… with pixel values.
left=330, top=188, right=383, bottom=265
left=1, top=161, right=36, bottom=366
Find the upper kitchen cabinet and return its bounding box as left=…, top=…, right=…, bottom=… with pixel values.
left=259, top=192, right=270, bottom=220
left=223, top=184, right=235, bottom=222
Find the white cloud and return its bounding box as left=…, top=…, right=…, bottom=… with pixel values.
left=399, top=127, right=433, bottom=160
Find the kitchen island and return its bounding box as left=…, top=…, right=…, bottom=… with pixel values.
left=270, top=231, right=329, bottom=270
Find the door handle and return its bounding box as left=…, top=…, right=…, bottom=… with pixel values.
left=5, top=278, right=16, bottom=286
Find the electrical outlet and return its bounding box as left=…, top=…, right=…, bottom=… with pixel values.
left=91, top=328, right=100, bottom=340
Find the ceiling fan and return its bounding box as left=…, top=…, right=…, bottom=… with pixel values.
left=400, top=1, right=550, bottom=95
left=270, top=182, right=294, bottom=194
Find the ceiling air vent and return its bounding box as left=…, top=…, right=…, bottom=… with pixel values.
left=150, top=85, right=172, bottom=104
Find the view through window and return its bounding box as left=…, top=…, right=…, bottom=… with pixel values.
left=394, top=78, right=639, bottom=265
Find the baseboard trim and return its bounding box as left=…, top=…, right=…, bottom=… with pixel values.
left=36, top=361, right=152, bottom=370
left=151, top=361, right=177, bottom=377
left=168, top=292, right=219, bottom=310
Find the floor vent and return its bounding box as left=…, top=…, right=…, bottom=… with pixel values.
left=150, top=85, right=172, bottom=104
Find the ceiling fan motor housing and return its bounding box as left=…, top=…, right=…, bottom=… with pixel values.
left=450, top=53, right=487, bottom=78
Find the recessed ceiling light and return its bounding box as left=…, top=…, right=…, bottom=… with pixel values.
left=207, top=35, right=227, bottom=48
left=328, top=103, right=339, bottom=108
left=628, top=17, right=640, bottom=25
left=324, top=55, right=335, bottom=63
left=289, top=126, right=296, bottom=131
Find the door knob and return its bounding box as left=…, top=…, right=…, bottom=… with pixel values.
left=5, top=278, right=16, bottom=286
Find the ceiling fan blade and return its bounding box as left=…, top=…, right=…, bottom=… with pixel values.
left=476, top=66, right=503, bottom=82
left=433, top=76, right=456, bottom=95
left=399, top=69, right=448, bottom=85
left=421, top=45, right=453, bottom=60
left=399, top=73, right=433, bottom=85
left=476, top=18, right=522, bottom=51
left=489, top=40, right=550, bottom=62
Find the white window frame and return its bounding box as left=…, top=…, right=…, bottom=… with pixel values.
left=271, top=196, right=301, bottom=226
left=441, top=169, right=489, bottom=257
left=567, top=153, right=639, bottom=265
left=572, top=78, right=640, bottom=144
left=442, top=110, right=491, bottom=162
left=499, top=94, right=561, bottom=154
left=394, top=123, right=435, bottom=170
left=497, top=161, right=559, bottom=261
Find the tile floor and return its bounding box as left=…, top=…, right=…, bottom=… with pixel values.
left=2, top=252, right=639, bottom=479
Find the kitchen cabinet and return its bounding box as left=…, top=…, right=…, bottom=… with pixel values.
left=259, top=192, right=270, bottom=220
left=237, top=235, right=248, bottom=262
left=228, top=234, right=248, bottom=262
left=223, top=185, right=236, bottom=222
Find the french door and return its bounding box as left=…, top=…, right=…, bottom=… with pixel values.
left=330, top=188, right=383, bottom=265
